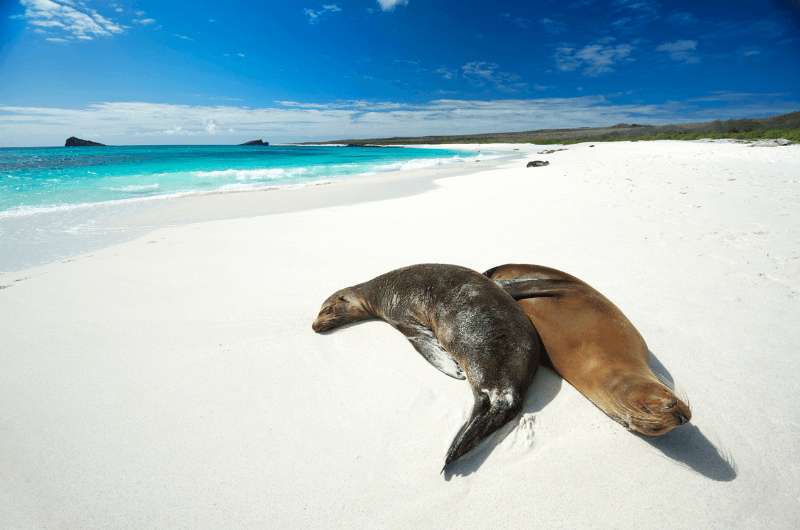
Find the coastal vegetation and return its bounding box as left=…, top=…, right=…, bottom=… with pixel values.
left=311, top=111, right=800, bottom=145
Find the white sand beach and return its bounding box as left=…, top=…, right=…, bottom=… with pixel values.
left=2, top=140, right=799, bottom=528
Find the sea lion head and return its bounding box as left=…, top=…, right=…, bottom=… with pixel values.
left=611, top=377, right=692, bottom=436
left=312, top=286, right=372, bottom=333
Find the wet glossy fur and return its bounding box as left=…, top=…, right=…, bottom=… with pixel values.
left=312, top=264, right=543, bottom=470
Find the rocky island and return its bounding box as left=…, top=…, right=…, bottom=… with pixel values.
left=65, top=136, right=105, bottom=147
left=239, top=139, right=269, bottom=146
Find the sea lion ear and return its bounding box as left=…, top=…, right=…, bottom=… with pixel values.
left=493, top=279, right=572, bottom=300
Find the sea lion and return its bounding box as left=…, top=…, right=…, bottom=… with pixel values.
left=312, top=264, right=543, bottom=469
left=484, top=264, right=691, bottom=436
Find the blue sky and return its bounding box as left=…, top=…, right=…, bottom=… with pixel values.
left=0, top=0, right=798, bottom=145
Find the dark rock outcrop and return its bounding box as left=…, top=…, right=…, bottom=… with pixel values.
left=240, top=139, right=269, bottom=146
left=65, top=136, right=105, bottom=147
left=526, top=160, right=550, bottom=168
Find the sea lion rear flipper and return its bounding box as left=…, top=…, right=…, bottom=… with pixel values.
left=399, top=323, right=465, bottom=380
left=443, top=387, right=522, bottom=471
left=493, top=279, right=572, bottom=300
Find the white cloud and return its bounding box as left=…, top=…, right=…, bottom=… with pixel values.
left=377, top=0, right=408, bottom=11
left=20, top=0, right=124, bottom=41
left=304, top=4, right=341, bottom=24
left=614, top=0, right=659, bottom=15
left=435, top=67, right=455, bottom=80
left=461, top=62, right=498, bottom=81
left=461, top=62, right=527, bottom=92
left=134, top=18, right=156, bottom=26
left=656, top=39, right=699, bottom=63
left=7, top=94, right=794, bottom=147
left=611, top=0, right=659, bottom=27
left=556, top=40, right=635, bottom=76
left=174, top=33, right=193, bottom=41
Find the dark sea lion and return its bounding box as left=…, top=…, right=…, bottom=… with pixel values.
left=312, top=264, right=543, bottom=469
left=484, top=264, right=691, bottom=436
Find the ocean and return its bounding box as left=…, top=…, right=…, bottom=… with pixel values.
left=0, top=144, right=472, bottom=218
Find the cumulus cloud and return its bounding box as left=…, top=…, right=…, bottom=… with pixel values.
left=656, top=39, right=699, bottom=63
left=556, top=40, right=635, bottom=76
left=377, top=0, right=409, bottom=11
left=5, top=93, right=794, bottom=147
left=20, top=0, right=124, bottom=41
left=304, top=4, right=341, bottom=24
left=133, top=18, right=156, bottom=26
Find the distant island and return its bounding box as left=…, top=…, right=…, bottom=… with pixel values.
left=304, top=110, right=800, bottom=146
left=239, top=139, right=269, bottom=146
left=65, top=136, right=105, bottom=147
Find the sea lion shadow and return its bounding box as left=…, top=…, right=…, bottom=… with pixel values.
left=646, top=350, right=737, bottom=482
left=444, top=353, right=737, bottom=482
left=640, top=425, right=737, bottom=482
left=444, top=367, right=563, bottom=480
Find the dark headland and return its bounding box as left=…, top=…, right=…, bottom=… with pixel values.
left=65, top=136, right=106, bottom=147
left=240, top=139, right=269, bottom=146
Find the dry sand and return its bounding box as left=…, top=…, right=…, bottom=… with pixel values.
left=1, top=140, right=799, bottom=528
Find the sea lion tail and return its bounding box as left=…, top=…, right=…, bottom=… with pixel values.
left=442, top=387, right=522, bottom=472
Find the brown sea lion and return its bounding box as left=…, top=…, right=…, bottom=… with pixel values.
left=312, top=264, right=543, bottom=470
left=484, top=264, right=691, bottom=436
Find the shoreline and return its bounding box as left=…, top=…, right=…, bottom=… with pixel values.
left=0, top=144, right=527, bottom=272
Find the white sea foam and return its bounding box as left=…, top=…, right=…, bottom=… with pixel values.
left=107, top=183, right=161, bottom=193
left=366, top=155, right=476, bottom=173
left=191, top=167, right=310, bottom=181
left=0, top=179, right=335, bottom=219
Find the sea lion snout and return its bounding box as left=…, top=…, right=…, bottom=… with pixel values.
left=626, top=382, right=692, bottom=436
left=312, top=287, right=371, bottom=333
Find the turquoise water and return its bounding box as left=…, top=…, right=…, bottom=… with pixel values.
left=0, top=145, right=469, bottom=217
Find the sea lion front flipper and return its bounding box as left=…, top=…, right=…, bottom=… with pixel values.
left=493, top=279, right=572, bottom=300
left=397, top=323, right=465, bottom=380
